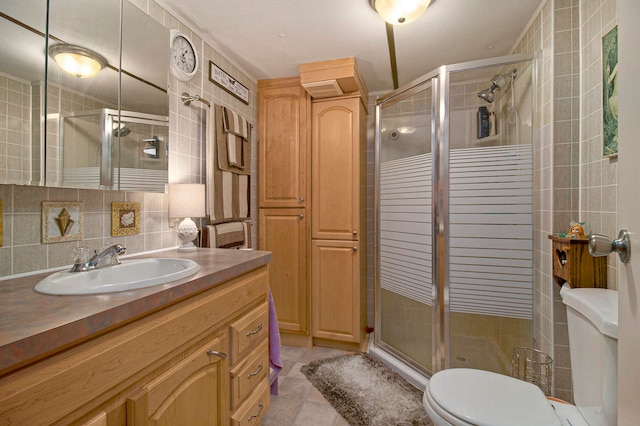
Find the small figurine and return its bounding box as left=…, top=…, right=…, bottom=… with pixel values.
left=568, top=222, right=587, bottom=239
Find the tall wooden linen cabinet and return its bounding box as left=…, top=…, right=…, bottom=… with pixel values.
left=258, top=59, right=368, bottom=350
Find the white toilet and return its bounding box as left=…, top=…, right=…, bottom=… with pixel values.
left=423, top=285, right=618, bottom=426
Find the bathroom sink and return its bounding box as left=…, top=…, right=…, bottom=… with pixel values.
left=34, top=258, right=200, bottom=295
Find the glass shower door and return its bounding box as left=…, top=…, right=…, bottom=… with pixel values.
left=376, top=81, right=434, bottom=374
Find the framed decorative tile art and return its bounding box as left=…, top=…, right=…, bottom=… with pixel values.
left=602, top=25, right=618, bottom=157
left=111, top=202, right=140, bottom=236
left=42, top=201, right=83, bottom=243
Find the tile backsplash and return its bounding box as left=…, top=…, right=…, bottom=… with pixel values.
left=0, top=184, right=176, bottom=277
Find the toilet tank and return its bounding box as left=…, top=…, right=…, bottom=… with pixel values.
left=560, top=286, right=618, bottom=426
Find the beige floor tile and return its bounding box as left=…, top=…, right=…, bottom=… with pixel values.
left=293, top=401, right=339, bottom=426
left=305, top=385, right=331, bottom=405
left=277, top=376, right=312, bottom=399
left=332, top=414, right=351, bottom=426
left=266, top=345, right=351, bottom=425
left=263, top=396, right=304, bottom=424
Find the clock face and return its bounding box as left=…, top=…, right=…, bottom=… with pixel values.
left=170, top=31, right=198, bottom=81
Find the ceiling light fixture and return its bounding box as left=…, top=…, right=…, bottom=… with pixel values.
left=48, top=44, right=107, bottom=78
left=369, top=0, right=432, bottom=25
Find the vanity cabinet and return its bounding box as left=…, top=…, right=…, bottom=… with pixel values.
left=0, top=265, right=269, bottom=425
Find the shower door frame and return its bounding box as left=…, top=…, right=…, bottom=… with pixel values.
left=373, top=52, right=538, bottom=380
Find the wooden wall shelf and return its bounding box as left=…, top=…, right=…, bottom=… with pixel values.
left=548, top=235, right=607, bottom=288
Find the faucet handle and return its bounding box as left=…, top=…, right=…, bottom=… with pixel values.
left=73, top=246, right=91, bottom=264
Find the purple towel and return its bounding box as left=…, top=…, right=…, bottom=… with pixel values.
left=269, top=288, right=283, bottom=373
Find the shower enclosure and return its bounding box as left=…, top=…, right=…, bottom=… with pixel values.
left=60, top=109, right=169, bottom=192
left=372, top=53, right=536, bottom=385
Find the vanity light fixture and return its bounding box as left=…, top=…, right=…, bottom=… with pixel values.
left=369, top=0, right=432, bottom=24
left=168, top=183, right=206, bottom=252
left=49, top=44, right=107, bottom=78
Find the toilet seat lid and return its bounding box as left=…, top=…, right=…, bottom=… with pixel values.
left=428, top=369, right=561, bottom=426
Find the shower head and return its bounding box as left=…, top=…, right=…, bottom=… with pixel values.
left=477, top=69, right=517, bottom=103
left=490, top=69, right=517, bottom=91
left=477, top=89, right=495, bottom=103
left=114, top=127, right=130, bottom=137
left=113, top=121, right=131, bottom=137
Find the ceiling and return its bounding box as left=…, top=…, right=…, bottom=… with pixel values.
left=159, top=0, right=543, bottom=93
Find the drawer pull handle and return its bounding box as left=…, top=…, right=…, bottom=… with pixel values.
left=246, top=323, right=263, bottom=337
left=206, top=350, right=227, bottom=359
left=247, top=401, right=264, bottom=422
left=247, top=362, right=264, bottom=378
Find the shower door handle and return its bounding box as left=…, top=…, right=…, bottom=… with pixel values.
left=588, top=230, right=631, bottom=263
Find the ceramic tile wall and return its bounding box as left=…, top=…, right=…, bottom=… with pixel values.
left=512, top=0, right=618, bottom=402
left=579, top=0, right=618, bottom=287
left=0, top=76, right=31, bottom=184
left=0, top=0, right=259, bottom=279
left=551, top=0, right=581, bottom=402
left=512, top=0, right=555, bottom=367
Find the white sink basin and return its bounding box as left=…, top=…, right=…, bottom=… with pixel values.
left=35, top=258, right=200, bottom=295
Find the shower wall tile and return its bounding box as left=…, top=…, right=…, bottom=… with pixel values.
left=579, top=0, right=618, bottom=290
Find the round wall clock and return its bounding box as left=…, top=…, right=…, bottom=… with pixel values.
left=169, top=29, right=198, bottom=81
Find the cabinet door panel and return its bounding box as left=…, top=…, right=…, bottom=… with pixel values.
left=311, top=98, right=361, bottom=240
left=258, top=78, right=309, bottom=208
left=127, top=333, right=228, bottom=425
left=258, top=208, right=308, bottom=334
left=311, top=240, right=361, bottom=342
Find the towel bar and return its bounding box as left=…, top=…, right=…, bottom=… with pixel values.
left=181, top=92, right=211, bottom=107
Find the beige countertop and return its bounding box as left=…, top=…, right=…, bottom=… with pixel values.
left=0, top=248, right=271, bottom=376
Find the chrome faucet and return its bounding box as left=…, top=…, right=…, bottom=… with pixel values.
left=70, top=244, right=126, bottom=272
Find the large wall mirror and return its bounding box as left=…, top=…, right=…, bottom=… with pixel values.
left=0, top=0, right=169, bottom=192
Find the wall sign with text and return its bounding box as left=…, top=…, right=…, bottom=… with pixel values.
left=209, top=61, right=249, bottom=104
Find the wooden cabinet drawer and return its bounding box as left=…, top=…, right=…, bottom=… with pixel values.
left=230, top=302, right=269, bottom=365
left=231, top=339, right=269, bottom=410
left=230, top=379, right=270, bottom=426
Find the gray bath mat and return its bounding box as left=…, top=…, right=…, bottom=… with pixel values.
left=301, top=353, right=432, bottom=426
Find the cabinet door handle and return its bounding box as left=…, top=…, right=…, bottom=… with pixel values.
left=206, top=350, right=227, bottom=359
left=299, top=214, right=304, bottom=219
left=247, top=401, right=264, bottom=422
left=352, top=230, right=358, bottom=236
left=247, top=362, right=264, bottom=378
left=353, top=246, right=358, bottom=251
left=246, top=323, right=263, bottom=336
left=299, top=197, right=304, bottom=203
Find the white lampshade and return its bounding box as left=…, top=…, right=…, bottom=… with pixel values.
left=168, top=184, right=206, bottom=251
left=168, top=184, right=206, bottom=218
left=370, top=0, right=432, bottom=25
